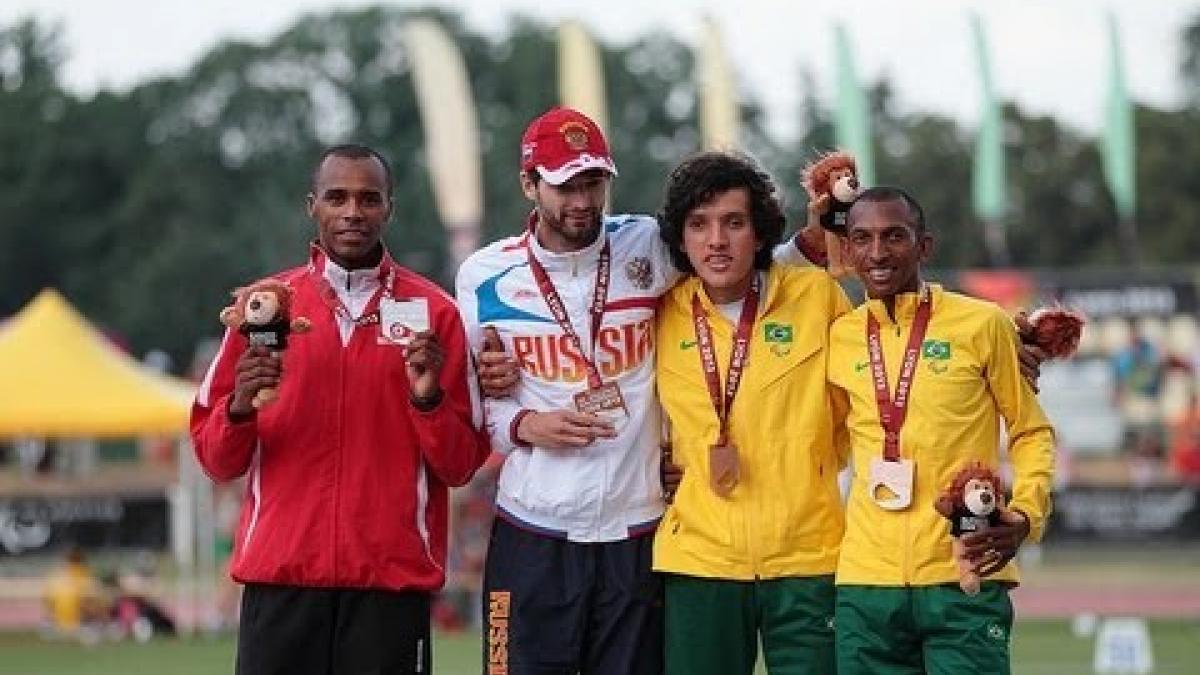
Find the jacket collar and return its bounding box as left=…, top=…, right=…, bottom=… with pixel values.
left=308, top=241, right=396, bottom=292
left=682, top=266, right=776, bottom=323
left=864, top=282, right=943, bottom=328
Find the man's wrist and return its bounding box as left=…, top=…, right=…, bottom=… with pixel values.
left=510, top=409, right=535, bottom=447
left=410, top=387, right=444, bottom=412
left=793, top=229, right=829, bottom=267
left=227, top=397, right=256, bottom=424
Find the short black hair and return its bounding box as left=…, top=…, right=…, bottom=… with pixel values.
left=311, top=144, right=394, bottom=196
left=850, top=185, right=927, bottom=234
left=658, top=151, right=786, bottom=274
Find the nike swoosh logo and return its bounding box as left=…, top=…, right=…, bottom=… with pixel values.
left=854, top=361, right=869, bottom=373
left=680, top=340, right=697, bottom=350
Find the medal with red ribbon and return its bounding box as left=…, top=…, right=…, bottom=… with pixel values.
left=691, top=274, right=761, bottom=497
left=527, top=240, right=629, bottom=423
left=865, top=287, right=932, bottom=510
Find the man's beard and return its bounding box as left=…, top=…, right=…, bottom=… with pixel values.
left=542, top=208, right=602, bottom=248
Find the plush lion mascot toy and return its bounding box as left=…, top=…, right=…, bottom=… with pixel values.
left=1025, top=306, right=1087, bottom=358
left=219, top=279, right=311, bottom=408
left=801, top=150, right=862, bottom=278
left=934, top=462, right=1012, bottom=596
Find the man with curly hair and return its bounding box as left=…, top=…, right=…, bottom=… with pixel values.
left=654, top=150, right=851, bottom=675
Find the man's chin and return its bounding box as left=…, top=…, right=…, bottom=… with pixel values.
left=861, top=282, right=894, bottom=299
left=329, top=242, right=382, bottom=268
left=563, top=222, right=602, bottom=244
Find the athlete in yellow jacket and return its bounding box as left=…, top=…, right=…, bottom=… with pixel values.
left=827, top=187, right=1054, bottom=675
left=654, top=151, right=851, bottom=675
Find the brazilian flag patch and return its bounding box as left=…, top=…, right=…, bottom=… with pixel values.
left=764, top=322, right=793, bottom=343
left=922, top=339, right=952, bottom=360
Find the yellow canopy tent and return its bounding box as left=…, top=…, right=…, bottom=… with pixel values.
left=0, top=289, right=195, bottom=439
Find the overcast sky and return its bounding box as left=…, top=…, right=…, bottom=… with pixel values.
left=5, top=0, right=1196, bottom=140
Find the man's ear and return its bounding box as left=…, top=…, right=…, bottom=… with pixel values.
left=918, top=232, right=935, bottom=264
left=519, top=171, right=538, bottom=201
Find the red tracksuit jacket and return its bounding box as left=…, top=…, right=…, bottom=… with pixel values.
left=191, top=247, right=488, bottom=592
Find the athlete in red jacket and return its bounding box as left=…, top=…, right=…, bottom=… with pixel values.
left=191, top=144, right=488, bottom=675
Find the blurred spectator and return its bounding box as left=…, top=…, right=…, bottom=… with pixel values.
left=15, top=437, right=52, bottom=477
left=435, top=453, right=503, bottom=631
left=1127, top=427, right=1167, bottom=488
left=1112, top=325, right=1167, bottom=467
left=210, top=482, right=243, bottom=632
left=107, top=568, right=176, bottom=642
left=1167, top=391, right=1200, bottom=485
left=1113, top=324, right=1165, bottom=407
left=42, top=546, right=109, bottom=641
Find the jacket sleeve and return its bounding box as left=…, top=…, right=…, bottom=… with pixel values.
left=190, top=328, right=259, bottom=482
left=828, top=384, right=852, bottom=471
left=409, top=302, right=491, bottom=487
left=773, top=231, right=828, bottom=267
left=984, top=310, right=1057, bottom=543
left=453, top=258, right=534, bottom=456
left=825, top=278, right=854, bottom=469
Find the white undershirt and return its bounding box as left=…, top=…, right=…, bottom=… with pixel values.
left=322, top=259, right=382, bottom=345
left=714, top=271, right=767, bottom=323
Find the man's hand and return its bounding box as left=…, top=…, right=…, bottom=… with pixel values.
left=405, top=330, right=445, bottom=402
left=516, top=410, right=616, bottom=449
left=229, top=346, right=281, bottom=420
left=807, top=192, right=831, bottom=217
left=661, top=443, right=684, bottom=503
left=1014, top=311, right=1048, bottom=392
left=478, top=326, right=519, bottom=398
left=961, top=508, right=1030, bottom=577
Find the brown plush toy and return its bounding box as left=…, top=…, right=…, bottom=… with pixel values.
left=1026, top=306, right=1087, bottom=358
left=933, top=462, right=1010, bottom=596
left=219, top=279, right=312, bottom=408
left=801, top=150, right=863, bottom=278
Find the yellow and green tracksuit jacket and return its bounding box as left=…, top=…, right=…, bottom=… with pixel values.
left=827, top=284, right=1055, bottom=587
left=654, top=264, right=852, bottom=580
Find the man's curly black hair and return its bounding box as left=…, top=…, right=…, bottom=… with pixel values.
left=658, top=151, right=786, bottom=274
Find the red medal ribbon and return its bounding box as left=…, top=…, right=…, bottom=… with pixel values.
left=866, top=288, right=933, bottom=462
left=691, top=274, right=761, bottom=446
left=527, top=239, right=612, bottom=388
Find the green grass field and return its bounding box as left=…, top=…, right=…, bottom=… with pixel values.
left=1, top=619, right=1196, bottom=675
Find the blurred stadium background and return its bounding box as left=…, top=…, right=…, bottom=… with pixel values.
left=2, top=2, right=1199, bottom=673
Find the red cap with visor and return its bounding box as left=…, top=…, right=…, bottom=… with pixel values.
left=520, top=106, right=618, bottom=185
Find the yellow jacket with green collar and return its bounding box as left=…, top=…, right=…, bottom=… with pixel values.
left=827, top=284, right=1055, bottom=587
left=654, top=264, right=852, bottom=580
